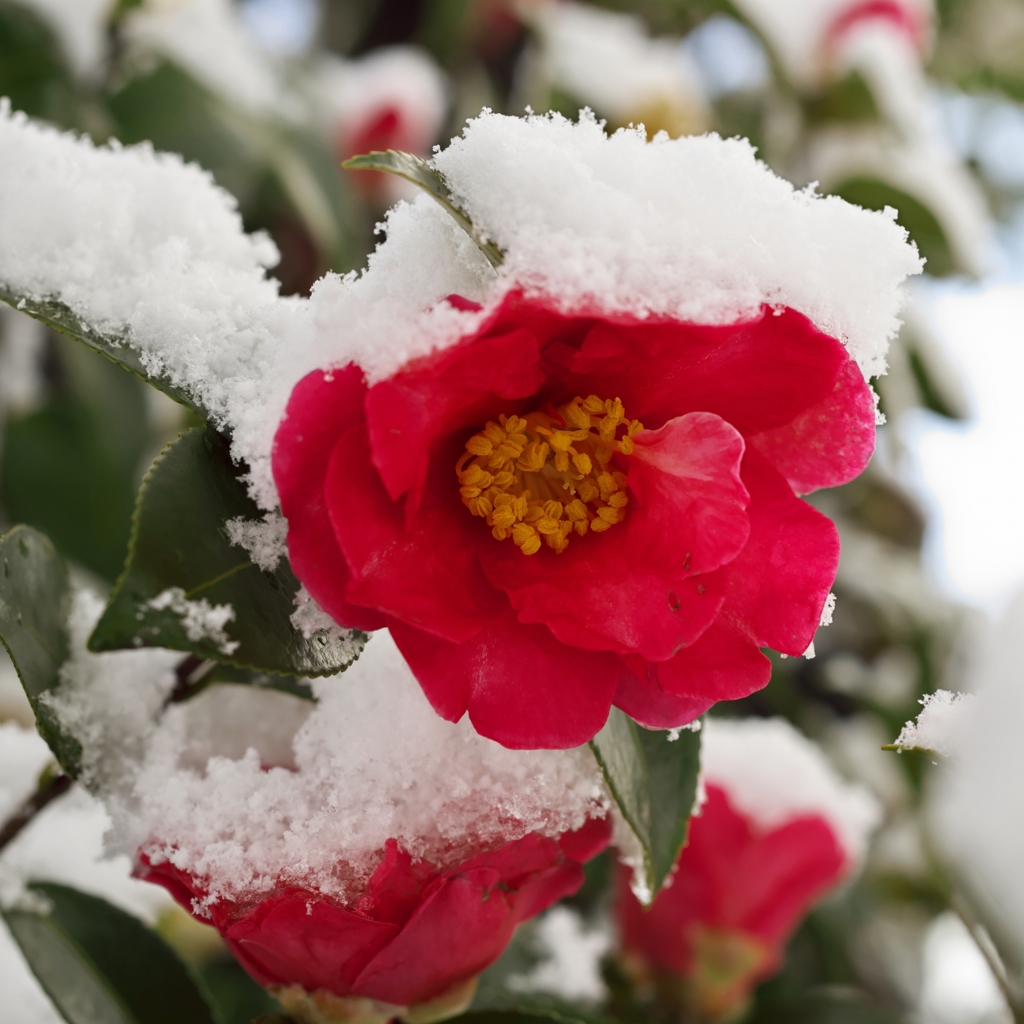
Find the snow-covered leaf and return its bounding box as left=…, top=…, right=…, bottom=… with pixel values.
left=88, top=427, right=365, bottom=677
left=342, top=149, right=504, bottom=268
left=0, top=524, right=79, bottom=775
left=590, top=708, right=702, bottom=902
left=0, top=286, right=208, bottom=417
left=2, top=881, right=218, bottom=1024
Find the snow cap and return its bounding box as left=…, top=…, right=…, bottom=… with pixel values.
left=0, top=105, right=920, bottom=509
left=47, top=596, right=608, bottom=909
left=701, top=716, right=882, bottom=865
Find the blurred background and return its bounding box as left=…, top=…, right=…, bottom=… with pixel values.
left=1, top=0, right=1023, bottom=1022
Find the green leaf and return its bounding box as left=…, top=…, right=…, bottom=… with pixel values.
left=2, top=882, right=219, bottom=1024
left=0, top=286, right=207, bottom=417
left=342, top=150, right=504, bottom=269
left=589, top=709, right=702, bottom=902
left=198, top=956, right=283, bottom=1024
left=2, top=334, right=155, bottom=581
left=170, top=661, right=314, bottom=705
left=0, top=525, right=79, bottom=775
left=89, top=427, right=364, bottom=677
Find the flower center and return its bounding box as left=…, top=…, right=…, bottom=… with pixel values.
left=456, top=395, right=643, bottom=555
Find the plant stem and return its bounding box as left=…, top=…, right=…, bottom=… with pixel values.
left=0, top=770, right=71, bottom=854
left=167, top=653, right=216, bottom=704
left=952, top=889, right=1024, bottom=1024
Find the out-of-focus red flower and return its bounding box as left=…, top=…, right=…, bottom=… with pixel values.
left=140, top=818, right=610, bottom=1022
left=617, top=784, right=848, bottom=1020
left=273, top=292, right=875, bottom=749
left=825, top=0, right=930, bottom=53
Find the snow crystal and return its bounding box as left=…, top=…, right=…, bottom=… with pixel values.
left=289, top=587, right=358, bottom=658
left=0, top=105, right=919, bottom=512
left=508, top=906, right=611, bottom=1003
left=894, top=690, right=975, bottom=758
left=42, top=591, right=179, bottom=800
left=701, top=716, right=882, bottom=864
left=432, top=112, right=920, bottom=379
left=148, top=588, right=239, bottom=656
left=225, top=512, right=288, bottom=572
left=47, top=612, right=607, bottom=906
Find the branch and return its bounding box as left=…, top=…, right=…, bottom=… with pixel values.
left=0, top=769, right=72, bottom=854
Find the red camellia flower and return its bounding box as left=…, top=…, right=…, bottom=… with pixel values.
left=273, top=291, right=876, bottom=749
left=616, top=784, right=849, bottom=1020
left=140, top=818, right=610, bottom=1023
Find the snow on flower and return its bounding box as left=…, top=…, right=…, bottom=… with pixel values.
left=617, top=716, right=880, bottom=1019
left=0, top=106, right=920, bottom=747
left=44, top=593, right=610, bottom=1012
left=273, top=111, right=920, bottom=748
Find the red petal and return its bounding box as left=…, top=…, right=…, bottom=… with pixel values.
left=556, top=306, right=848, bottom=436
left=389, top=610, right=620, bottom=749
left=628, top=412, right=750, bottom=578
left=558, top=816, right=614, bottom=863
left=272, top=367, right=385, bottom=631
left=480, top=530, right=727, bottom=664
left=724, top=816, right=845, bottom=944
left=366, top=328, right=544, bottom=503
left=750, top=359, right=876, bottom=495
left=511, top=862, right=586, bottom=922
left=351, top=867, right=517, bottom=1005
left=653, top=616, right=772, bottom=703
left=224, top=891, right=399, bottom=994
left=613, top=658, right=716, bottom=728
left=454, top=833, right=588, bottom=920
left=368, top=839, right=438, bottom=926
left=326, top=426, right=505, bottom=643
left=724, top=449, right=839, bottom=655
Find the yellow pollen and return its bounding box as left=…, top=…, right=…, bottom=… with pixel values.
left=456, top=395, right=642, bottom=555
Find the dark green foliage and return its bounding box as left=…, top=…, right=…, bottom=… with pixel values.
left=590, top=709, right=702, bottom=900
left=0, top=524, right=79, bottom=775
left=2, top=882, right=219, bottom=1024
left=89, top=427, right=365, bottom=676
left=1, top=334, right=156, bottom=581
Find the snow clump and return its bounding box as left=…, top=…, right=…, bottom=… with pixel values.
left=701, top=716, right=882, bottom=865
left=0, top=105, right=921, bottom=511
left=894, top=690, right=975, bottom=758
left=46, top=599, right=609, bottom=908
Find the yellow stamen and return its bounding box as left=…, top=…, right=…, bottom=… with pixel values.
left=456, top=394, right=643, bottom=555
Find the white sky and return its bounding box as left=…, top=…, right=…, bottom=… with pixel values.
left=904, top=277, right=1024, bottom=611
